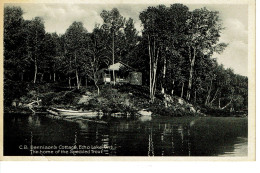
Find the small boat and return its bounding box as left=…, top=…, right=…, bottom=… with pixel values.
left=111, top=112, right=126, bottom=118
left=46, top=109, right=59, bottom=116
left=47, top=107, right=103, bottom=119
left=50, top=107, right=81, bottom=113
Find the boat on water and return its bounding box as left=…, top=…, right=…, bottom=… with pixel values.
left=47, top=107, right=103, bottom=119
left=46, top=109, right=59, bottom=116
left=51, top=107, right=82, bottom=113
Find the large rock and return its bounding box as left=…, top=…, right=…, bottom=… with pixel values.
left=186, top=104, right=196, bottom=113
left=138, top=109, right=152, bottom=116
left=163, top=94, right=197, bottom=113
left=11, top=101, right=17, bottom=107
left=189, top=106, right=196, bottom=113
left=178, top=98, right=184, bottom=105
left=85, top=91, right=92, bottom=96
left=163, top=94, right=175, bottom=108
left=78, top=92, right=93, bottom=104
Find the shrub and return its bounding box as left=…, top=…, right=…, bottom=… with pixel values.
left=4, top=80, right=29, bottom=107
left=201, top=105, right=231, bottom=117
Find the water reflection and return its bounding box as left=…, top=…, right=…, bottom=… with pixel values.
left=30, top=131, right=33, bottom=156
left=4, top=114, right=248, bottom=156
left=148, top=129, right=154, bottom=156
left=218, top=137, right=248, bottom=156
left=28, top=115, right=41, bottom=127
left=77, top=121, right=88, bottom=129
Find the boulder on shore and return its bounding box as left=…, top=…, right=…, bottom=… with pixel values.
left=78, top=91, right=94, bottom=104
left=163, top=94, right=198, bottom=113
left=138, top=109, right=152, bottom=116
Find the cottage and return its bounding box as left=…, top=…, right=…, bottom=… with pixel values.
left=97, top=62, right=142, bottom=85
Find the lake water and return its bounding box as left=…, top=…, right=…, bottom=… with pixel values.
left=4, top=113, right=248, bottom=156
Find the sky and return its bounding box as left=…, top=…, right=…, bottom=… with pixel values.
left=6, top=3, right=248, bottom=76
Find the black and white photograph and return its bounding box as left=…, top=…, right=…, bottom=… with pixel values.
left=0, top=0, right=255, bottom=160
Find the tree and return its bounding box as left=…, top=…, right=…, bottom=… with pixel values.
left=185, top=8, right=227, bottom=101
left=161, top=4, right=189, bottom=95
left=4, top=6, right=25, bottom=81
left=26, top=17, right=45, bottom=83
left=140, top=4, right=189, bottom=102
left=64, top=21, right=88, bottom=89
left=40, top=32, right=60, bottom=82
left=100, top=8, right=125, bottom=85
left=139, top=5, right=166, bottom=102
left=50, top=33, right=62, bottom=82
left=219, top=69, right=248, bottom=111
left=84, top=26, right=110, bottom=95
left=121, top=18, right=140, bottom=62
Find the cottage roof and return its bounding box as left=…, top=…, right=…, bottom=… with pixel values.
left=108, top=62, right=135, bottom=71
left=108, top=62, right=123, bottom=71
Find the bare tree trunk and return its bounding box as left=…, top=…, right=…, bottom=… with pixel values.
left=74, top=52, right=80, bottom=89
left=148, top=35, right=152, bottom=101
left=147, top=35, right=160, bottom=103
left=75, top=69, right=80, bottom=89
left=205, top=79, right=213, bottom=105
left=112, top=31, right=115, bottom=86
left=221, top=99, right=233, bottom=109
left=218, top=98, right=221, bottom=108
left=221, top=100, right=232, bottom=110
left=33, top=30, right=38, bottom=84
left=68, top=76, right=71, bottom=89
left=161, top=56, right=167, bottom=94
left=69, top=56, right=72, bottom=88
left=181, top=82, right=184, bottom=98
left=171, top=79, right=174, bottom=95
left=151, top=65, right=157, bottom=102
left=186, top=47, right=196, bottom=101
left=33, top=58, right=37, bottom=83
left=94, top=81, right=100, bottom=95
left=209, top=88, right=219, bottom=105
left=151, top=47, right=159, bottom=103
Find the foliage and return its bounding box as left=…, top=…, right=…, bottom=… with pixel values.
left=4, top=5, right=248, bottom=114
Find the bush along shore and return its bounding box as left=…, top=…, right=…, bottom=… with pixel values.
left=5, top=82, right=247, bottom=118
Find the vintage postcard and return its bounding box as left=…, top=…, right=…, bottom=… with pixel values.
left=0, top=0, right=255, bottom=161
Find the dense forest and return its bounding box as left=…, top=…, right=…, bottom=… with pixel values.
left=4, top=4, right=248, bottom=114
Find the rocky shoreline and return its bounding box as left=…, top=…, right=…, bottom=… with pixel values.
left=6, top=88, right=204, bottom=118
left=5, top=85, right=246, bottom=118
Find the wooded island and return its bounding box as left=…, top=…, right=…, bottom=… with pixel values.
left=4, top=4, right=248, bottom=117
